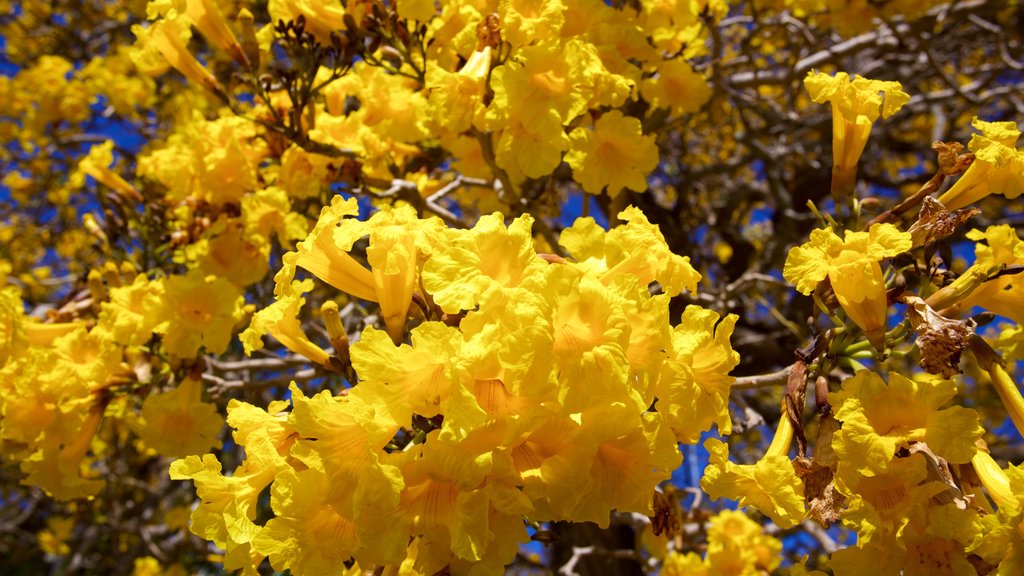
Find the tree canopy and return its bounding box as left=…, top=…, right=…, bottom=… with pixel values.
left=1, top=0, right=1023, bottom=574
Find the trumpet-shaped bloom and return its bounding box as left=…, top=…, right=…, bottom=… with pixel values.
left=831, top=371, right=982, bottom=483
left=498, top=0, right=566, bottom=47
left=559, top=206, right=700, bottom=295
left=804, top=71, right=909, bottom=195
left=152, top=270, right=243, bottom=358
left=784, top=223, right=911, bottom=350
left=701, top=436, right=806, bottom=529
left=350, top=322, right=463, bottom=424
left=385, top=432, right=531, bottom=571
left=704, top=510, right=783, bottom=575
left=133, top=378, right=224, bottom=458
left=837, top=452, right=947, bottom=546
left=333, top=204, right=448, bottom=342
left=967, top=461, right=1024, bottom=575
left=954, top=225, right=1024, bottom=324
left=251, top=467, right=359, bottom=575
left=97, top=273, right=163, bottom=347
left=169, top=400, right=294, bottom=559
left=241, top=279, right=331, bottom=367
left=541, top=266, right=638, bottom=411
left=426, top=47, right=492, bottom=133
left=566, top=110, right=659, bottom=197
left=656, top=306, right=739, bottom=442
left=640, top=58, right=711, bottom=117
left=287, top=385, right=403, bottom=523
left=277, top=195, right=376, bottom=301
left=76, top=140, right=142, bottom=202
left=422, top=213, right=546, bottom=314
left=937, top=118, right=1024, bottom=211
left=131, top=18, right=220, bottom=91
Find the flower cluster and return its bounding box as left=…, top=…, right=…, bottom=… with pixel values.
left=173, top=202, right=740, bottom=574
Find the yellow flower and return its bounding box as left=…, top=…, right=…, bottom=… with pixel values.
left=662, top=550, right=707, bottom=576
left=76, top=140, right=142, bottom=203
left=488, top=40, right=596, bottom=127
left=38, top=517, right=75, bottom=556
left=131, top=18, right=220, bottom=91
left=0, top=286, right=28, bottom=363
left=967, top=458, right=1024, bottom=574
left=241, top=186, right=310, bottom=245
left=268, top=0, right=346, bottom=43
left=704, top=510, right=783, bottom=575
left=153, top=270, right=244, bottom=358
left=97, top=273, right=163, bottom=347
left=21, top=403, right=107, bottom=500
left=566, top=110, right=659, bottom=197
left=804, top=71, right=909, bottom=196
left=425, top=46, right=491, bottom=134
left=169, top=399, right=294, bottom=564
left=350, top=322, right=463, bottom=424
left=837, top=452, right=947, bottom=546
left=784, top=223, right=911, bottom=350
left=287, top=385, right=402, bottom=529
left=241, top=279, right=331, bottom=367
left=251, top=467, right=367, bottom=573
left=132, top=378, right=224, bottom=458
left=498, top=0, right=566, bottom=47
left=183, top=0, right=248, bottom=65
left=421, top=213, right=546, bottom=314
left=277, top=196, right=376, bottom=302
left=937, top=118, right=1024, bottom=210
left=954, top=225, right=1024, bottom=324
left=187, top=218, right=270, bottom=288
left=831, top=371, right=982, bottom=483
left=561, top=206, right=702, bottom=295
left=656, top=306, right=739, bottom=442
left=333, top=204, right=448, bottom=342
left=493, top=109, right=570, bottom=180
left=385, top=432, right=530, bottom=570
left=640, top=58, right=712, bottom=117
left=701, top=409, right=806, bottom=528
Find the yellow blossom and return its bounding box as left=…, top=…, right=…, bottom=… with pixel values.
left=131, top=18, right=220, bottom=91
left=422, top=212, right=546, bottom=314
left=498, top=0, right=566, bottom=47
left=566, top=110, right=659, bottom=197
left=784, top=223, right=911, bottom=350
left=804, top=71, right=909, bottom=196
left=831, top=371, right=982, bottom=483
left=640, top=58, right=712, bottom=117
left=241, top=279, right=332, bottom=367
left=656, top=306, right=739, bottom=442
left=132, top=378, right=223, bottom=458
left=704, top=510, right=783, bottom=575
left=937, top=118, right=1024, bottom=210
left=38, top=517, right=75, bottom=556
left=97, top=273, right=163, bottom=347
left=350, top=322, right=463, bottom=424
left=559, top=206, right=700, bottom=295
left=948, top=225, right=1024, bottom=324
left=701, top=409, right=806, bottom=528
left=152, top=270, right=244, bottom=358
left=837, top=452, right=947, bottom=546
left=76, top=140, right=142, bottom=203
left=425, top=46, right=492, bottom=134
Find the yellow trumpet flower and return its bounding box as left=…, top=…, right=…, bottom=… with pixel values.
left=784, top=223, right=911, bottom=351
left=937, top=118, right=1024, bottom=211
left=804, top=71, right=910, bottom=198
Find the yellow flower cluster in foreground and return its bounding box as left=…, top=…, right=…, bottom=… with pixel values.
left=173, top=203, right=739, bottom=574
